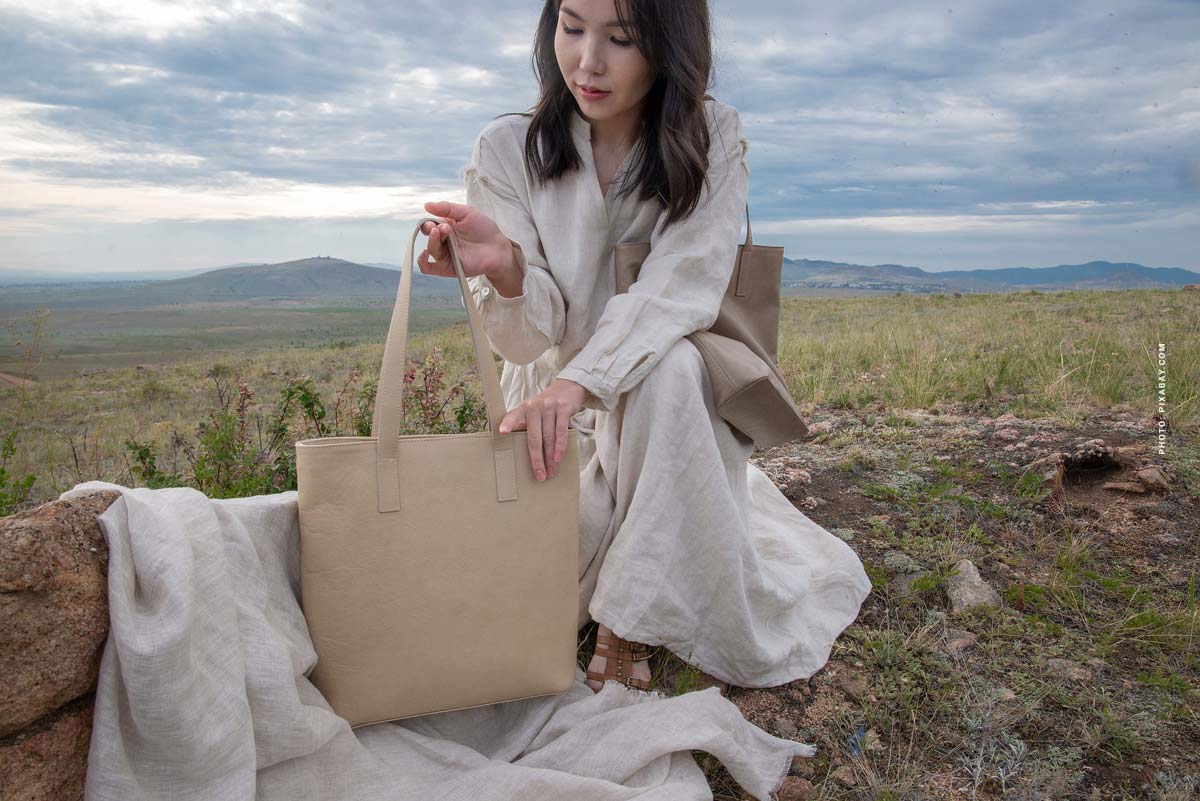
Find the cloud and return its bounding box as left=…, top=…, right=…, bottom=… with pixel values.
left=0, top=0, right=1197, bottom=272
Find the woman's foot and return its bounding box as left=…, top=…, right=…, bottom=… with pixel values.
left=585, top=624, right=653, bottom=692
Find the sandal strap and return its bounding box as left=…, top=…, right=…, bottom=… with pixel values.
left=585, top=654, right=653, bottom=690
left=595, top=633, right=656, bottom=662
left=587, top=631, right=657, bottom=690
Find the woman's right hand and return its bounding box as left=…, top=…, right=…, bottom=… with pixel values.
left=418, top=201, right=512, bottom=279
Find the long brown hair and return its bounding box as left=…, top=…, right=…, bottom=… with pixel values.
left=494, top=0, right=720, bottom=231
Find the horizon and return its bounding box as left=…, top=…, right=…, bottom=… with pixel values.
left=1, top=0, right=1198, bottom=274
left=3, top=255, right=1196, bottom=286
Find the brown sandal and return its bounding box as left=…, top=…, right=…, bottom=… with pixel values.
left=586, top=631, right=659, bottom=691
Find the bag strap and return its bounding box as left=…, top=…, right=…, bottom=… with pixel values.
left=734, top=202, right=754, bottom=297
left=371, top=218, right=517, bottom=513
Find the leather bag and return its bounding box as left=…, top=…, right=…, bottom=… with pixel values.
left=296, top=217, right=581, bottom=729
left=613, top=203, right=808, bottom=450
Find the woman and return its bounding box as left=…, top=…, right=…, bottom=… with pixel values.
left=418, top=0, right=872, bottom=693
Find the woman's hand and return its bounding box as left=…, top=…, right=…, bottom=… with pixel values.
left=499, top=378, right=587, bottom=481
left=419, top=200, right=512, bottom=279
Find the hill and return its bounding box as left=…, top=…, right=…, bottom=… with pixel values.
left=2, top=256, right=1197, bottom=314
left=0, top=257, right=465, bottom=312
left=779, top=258, right=1199, bottom=294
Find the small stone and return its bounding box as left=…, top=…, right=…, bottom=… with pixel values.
left=945, top=559, right=1001, bottom=613
left=833, top=668, right=871, bottom=702
left=774, top=715, right=799, bottom=739
left=943, top=628, right=978, bottom=656
left=1136, top=466, right=1171, bottom=492
left=995, top=428, right=1022, bottom=441
left=862, top=728, right=883, bottom=751
left=789, top=753, right=817, bottom=778
left=830, top=765, right=858, bottom=786
left=893, top=570, right=934, bottom=598
left=1101, top=480, right=1147, bottom=494
left=776, top=776, right=813, bottom=800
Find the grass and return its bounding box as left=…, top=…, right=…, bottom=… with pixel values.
left=2, top=286, right=1198, bottom=798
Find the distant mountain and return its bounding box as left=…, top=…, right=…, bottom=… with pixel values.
left=0, top=266, right=222, bottom=284
left=778, top=259, right=1199, bottom=294
left=0, top=257, right=466, bottom=312
left=2, top=256, right=1195, bottom=314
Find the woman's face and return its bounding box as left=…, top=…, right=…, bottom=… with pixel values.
left=554, top=0, right=655, bottom=127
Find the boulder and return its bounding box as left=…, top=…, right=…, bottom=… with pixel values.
left=0, top=490, right=120, bottom=801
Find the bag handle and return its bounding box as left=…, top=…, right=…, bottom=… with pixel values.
left=371, top=218, right=518, bottom=513
left=734, top=202, right=755, bottom=297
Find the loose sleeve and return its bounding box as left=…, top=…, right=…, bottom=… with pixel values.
left=556, top=104, right=750, bottom=412
left=460, top=129, right=567, bottom=366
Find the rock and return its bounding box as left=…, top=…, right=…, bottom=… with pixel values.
left=1045, top=658, right=1093, bottom=683
left=806, top=420, right=835, bottom=435
left=1064, top=439, right=1120, bottom=471
left=1025, top=452, right=1064, bottom=473
left=0, top=491, right=119, bottom=736
left=829, top=764, right=858, bottom=786
left=893, top=570, right=934, bottom=599
left=945, top=559, right=1001, bottom=613
left=833, top=667, right=871, bottom=702
left=1136, top=466, right=1171, bottom=492
left=942, top=628, right=978, bottom=656
left=1102, top=480, right=1147, bottom=494
left=776, top=776, right=813, bottom=800
left=788, top=750, right=817, bottom=778
left=882, top=550, right=922, bottom=574
left=0, top=698, right=93, bottom=801
left=773, top=715, right=799, bottom=739
left=994, top=428, right=1022, bottom=441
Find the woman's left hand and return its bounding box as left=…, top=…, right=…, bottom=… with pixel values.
left=499, top=378, right=587, bottom=482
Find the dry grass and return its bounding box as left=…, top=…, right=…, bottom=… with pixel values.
left=2, top=286, right=1198, bottom=798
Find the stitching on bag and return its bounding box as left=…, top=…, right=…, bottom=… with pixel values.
left=297, top=431, right=498, bottom=447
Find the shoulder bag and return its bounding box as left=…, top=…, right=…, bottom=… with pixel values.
left=613, top=203, right=808, bottom=450
left=296, top=218, right=580, bottom=728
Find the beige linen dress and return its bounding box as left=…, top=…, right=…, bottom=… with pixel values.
left=459, top=98, right=872, bottom=688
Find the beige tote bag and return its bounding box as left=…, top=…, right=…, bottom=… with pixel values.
left=614, top=203, right=808, bottom=451
left=296, top=217, right=580, bottom=729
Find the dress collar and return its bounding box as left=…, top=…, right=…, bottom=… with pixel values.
left=569, top=106, right=591, bottom=145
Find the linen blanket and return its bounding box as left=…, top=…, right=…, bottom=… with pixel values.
left=62, top=481, right=818, bottom=801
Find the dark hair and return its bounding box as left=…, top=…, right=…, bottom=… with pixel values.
left=495, top=0, right=718, bottom=230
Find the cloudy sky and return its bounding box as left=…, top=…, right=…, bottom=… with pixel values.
left=1, top=0, right=1197, bottom=277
